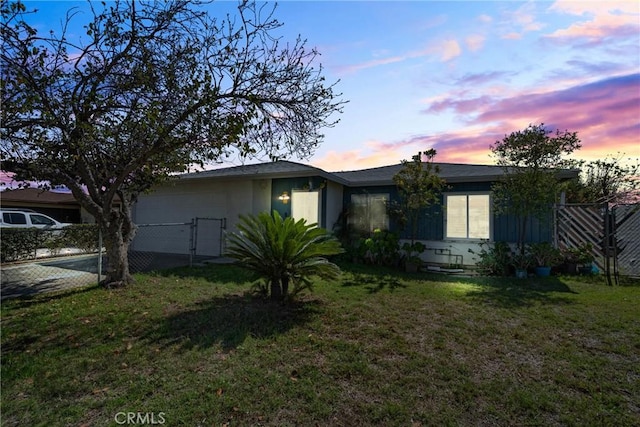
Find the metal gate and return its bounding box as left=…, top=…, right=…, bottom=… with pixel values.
left=129, top=217, right=226, bottom=270
left=192, top=217, right=226, bottom=258
left=613, top=204, right=640, bottom=279
left=555, top=203, right=640, bottom=283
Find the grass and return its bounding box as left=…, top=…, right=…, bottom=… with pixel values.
left=2, top=262, right=639, bottom=426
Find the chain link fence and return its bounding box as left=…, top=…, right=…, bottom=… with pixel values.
left=1, top=218, right=226, bottom=300
left=1, top=225, right=102, bottom=300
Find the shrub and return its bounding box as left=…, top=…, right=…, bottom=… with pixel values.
left=225, top=211, right=344, bottom=302
left=1, top=228, right=46, bottom=262
left=363, top=229, right=400, bottom=266
left=1, top=224, right=101, bottom=263
left=529, top=242, right=562, bottom=267
left=469, top=241, right=513, bottom=276
left=61, top=224, right=100, bottom=253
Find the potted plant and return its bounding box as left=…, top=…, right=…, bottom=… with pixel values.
left=510, top=251, right=532, bottom=279
left=529, top=242, right=562, bottom=277
left=575, top=242, right=594, bottom=275
left=402, top=241, right=426, bottom=273
left=561, top=246, right=580, bottom=274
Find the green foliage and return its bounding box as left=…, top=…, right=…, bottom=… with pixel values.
left=529, top=242, right=562, bottom=267
left=472, top=240, right=566, bottom=276
left=62, top=224, right=101, bottom=252
left=561, top=242, right=594, bottom=266
left=1, top=1, right=344, bottom=285
left=564, top=155, right=640, bottom=204
left=391, top=149, right=446, bottom=240
left=1, top=228, right=44, bottom=262
left=469, top=241, right=514, bottom=276
left=362, top=229, right=401, bottom=266
left=491, top=124, right=581, bottom=253
left=401, top=241, right=426, bottom=266
left=225, top=211, right=344, bottom=301
left=1, top=224, right=101, bottom=262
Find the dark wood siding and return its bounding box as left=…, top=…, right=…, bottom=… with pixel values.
left=271, top=177, right=328, bottom=227
left=345, top=181, right=553, bottom=243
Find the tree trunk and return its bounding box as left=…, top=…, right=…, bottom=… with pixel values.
left=270, top=278, right=282, bottom=301
left=101, top=211, right=137, bottom=287
left=519, top=215, right=529, bottom=255
left=281, top=275, right=289, bottom=300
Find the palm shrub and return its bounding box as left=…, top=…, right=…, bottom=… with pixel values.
left=225, top=211, right=344, bottom=301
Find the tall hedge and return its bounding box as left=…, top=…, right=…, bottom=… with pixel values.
left=1, top=224, right=100, bottom=262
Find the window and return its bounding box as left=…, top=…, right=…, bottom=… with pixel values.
left=3, top=212, right=27, bottom=224
left=350, top=193, right=389, bottom=233
left=445, top=194, right=490, bottom=239
left=30, top=214, right=55, bottom=226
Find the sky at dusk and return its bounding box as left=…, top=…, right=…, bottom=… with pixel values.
left=6, top=0, right=640, bottom=178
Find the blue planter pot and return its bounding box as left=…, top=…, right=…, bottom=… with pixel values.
left=515, top=269, right=528, bottom=279
left=535, top=266, right=552, bottom=277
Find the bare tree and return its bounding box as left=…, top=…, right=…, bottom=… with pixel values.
left=1, top=0, right=344, bottom=286
left=565, top=155, right=640, bottom=205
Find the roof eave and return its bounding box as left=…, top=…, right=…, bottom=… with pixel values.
left=178, top=169, right=350, bottom=186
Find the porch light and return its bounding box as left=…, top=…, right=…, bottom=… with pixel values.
left=278, top=191, right=290, bottom=204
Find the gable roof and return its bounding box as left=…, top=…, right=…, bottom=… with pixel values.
left=177, top=160, right=579, bottom=187
left=333, top=162, right=579, bottom=186
left=333, top=163, right=501, bottom=186
left=180, top=160, right=349, bottom=185
left=0, top=188, right=78, bottom=206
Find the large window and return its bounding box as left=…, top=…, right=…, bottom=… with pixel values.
left=349, top=193, right=389, bottom=233
left=445, top=194, right=491, bottom=239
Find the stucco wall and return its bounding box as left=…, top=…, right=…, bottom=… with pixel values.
left=402, top=239, right=485, bottom=267
left=325, top=180, right=343, bottom=231
left=251, top=179, right=272, bottom=216
left=132, top=178, right=253, bottom=255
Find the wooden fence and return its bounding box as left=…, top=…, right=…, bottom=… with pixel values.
left=555, top=203, right=640, bottom=283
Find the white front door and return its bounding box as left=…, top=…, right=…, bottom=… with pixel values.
left=291, top=190, right=320, bottom=226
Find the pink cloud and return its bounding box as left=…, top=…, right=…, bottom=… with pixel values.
left=0, top=171, right=16, bottom=187
left=438, top=39, right=462, bottom=62
left=547, top=1, right=639, bottom=45
left=0, top=171, right=48, bottom=190
left=312, top=146, right=407, bottom=172
left=432, top=74, right=640, bottom=162
left=338, top=55, right=408, bottom=75
left=426, top=95, right=496, bottom=114
left=465, top=34, right=485, bottom=52
left=313, top=73, right=639, bottom=170
left=337, top=38, right=463, bottom=74
left=499, top=2, right=545, bottom=40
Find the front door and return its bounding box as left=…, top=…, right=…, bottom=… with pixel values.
left=291, top=190, right=320, bottom=226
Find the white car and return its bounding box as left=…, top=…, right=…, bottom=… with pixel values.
left=0, top=209, right=71, bottom=229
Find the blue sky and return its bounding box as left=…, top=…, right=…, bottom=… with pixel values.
left=16, top=1, right=640, bottom=172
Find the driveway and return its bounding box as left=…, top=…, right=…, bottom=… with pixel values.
left=0, top=251, right=230, bottom=300
left=1, top=254, right=101, bottom=300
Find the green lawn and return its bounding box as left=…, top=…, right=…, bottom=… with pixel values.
left=2, top=263, right=639, bottom=426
